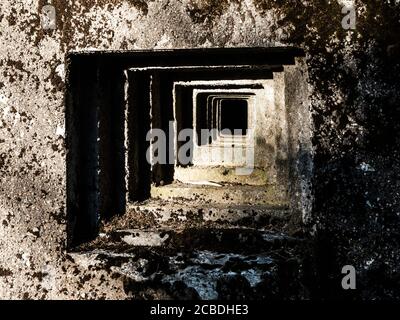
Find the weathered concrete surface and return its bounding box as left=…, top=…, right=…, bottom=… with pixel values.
left=151, top=182, right=289, bottom=206
left=0, top=0, right=400, bottom=299
left=124, top=199, right=290, bottom=228
left=72, top=227, right=310, bottom=300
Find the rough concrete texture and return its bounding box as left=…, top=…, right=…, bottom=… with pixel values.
left=0, top=0, right=400, bottom=299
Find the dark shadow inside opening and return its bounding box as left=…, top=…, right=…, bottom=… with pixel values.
left=220, top=99, right=248, bottom=135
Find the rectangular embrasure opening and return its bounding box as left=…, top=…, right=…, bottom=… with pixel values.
left=219, top=99, right=248, bottom=135
left=66, top=47, right=309, bottom=247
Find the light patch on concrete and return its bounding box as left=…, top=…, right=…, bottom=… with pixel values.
left=56, top=124, right=65, bottom=137
left=155, top=34, right=173, bottom=49
left=67, top=252, right=104, bottom=270
left=163, top=266, right=222, bottom=300
left=55, top=64, right=65, bottom=80
left=112, top=259, right=151, bottom=282
left=0, top=94, right=8, bottom=106
left=241, top=269, right=263, bottom=287
left=119, top=230, right=170, bottom=247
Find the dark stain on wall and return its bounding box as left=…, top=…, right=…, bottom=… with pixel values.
left=186, top=0, right=239, bottom=23
left=0, top=266, right=13, bottom=277
left=251, top=0, right=400, bottom=299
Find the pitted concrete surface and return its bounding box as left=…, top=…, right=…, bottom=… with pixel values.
left=1, top=0, right=400, bottom=299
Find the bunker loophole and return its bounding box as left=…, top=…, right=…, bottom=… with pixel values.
left=219, top=99, right=248, bottom=135
left=66, top=48, right=311, bottom=247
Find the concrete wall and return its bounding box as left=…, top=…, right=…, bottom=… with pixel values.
left=1, top=0, right=399, bottom=299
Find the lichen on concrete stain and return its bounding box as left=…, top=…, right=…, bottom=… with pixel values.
left=0, top=0, right=399, bottom=299
left=0, top=266, right=13, bottom=277
left=185, top=0, right=238, bottom=23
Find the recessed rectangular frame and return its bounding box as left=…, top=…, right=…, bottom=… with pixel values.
left=65, top=47, right=311, bottom=246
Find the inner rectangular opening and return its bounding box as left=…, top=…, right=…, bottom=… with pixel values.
left=219, top=99, right=248, bottom=135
